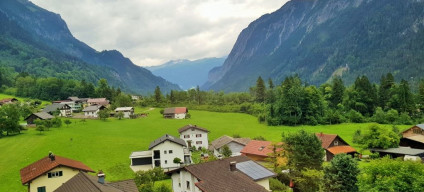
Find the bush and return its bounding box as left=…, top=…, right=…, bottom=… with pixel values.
left=373, top=107, right=387, bottom=124
left=159, top=109, right=164, bottom=114
left=269, top=178, right=289, bottom=192
left=347, top=110, right=365, bottom=123
left=185, top=113, right=191, bottom=119
left=386, top=109, right=399, bottom=123
left=253, top=136, right=266, bottom=141
left=396, top=112, right=413, bottom=125
left=173, top=157, right=181, bottom=164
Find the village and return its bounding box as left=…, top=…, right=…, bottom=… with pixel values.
left=2, top=96, right=424, bottom=192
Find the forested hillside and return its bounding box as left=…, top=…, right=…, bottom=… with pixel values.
left=204, top=0, right=424, bottom=92
left=0, top=0, right=179, bottom=94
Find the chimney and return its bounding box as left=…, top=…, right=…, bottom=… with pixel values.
left=97, top=170, right=105, bottom=184
left=230, top=161, right=237, bottom=172
left=48, top=152, right=55, bottom=161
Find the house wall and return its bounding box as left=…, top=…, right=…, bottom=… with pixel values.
left=171, top=170, right=202, bottom=192
left=242, top=153, right=266, bottom=162
left=59, top=109, right=72, bottom=117
left=174, top=113, right=186, bottom=119
left=403, top=126, right=424, bottom=137
left=327, top=137, right=348, bottom=148
left=84, top=109, right=99, bottom=118
left=152, top=141, right=187, bottom=169
left=29, top=167, right=80, bottom=192
left=228, top=141, right=246, bottom=156
left=180, top=129, right=209, bottom=149
left=256, top=178, right=270, bottom=191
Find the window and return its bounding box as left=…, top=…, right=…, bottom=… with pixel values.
left=184, top=135, right=190, bottom=138
left=196, top=134, right=202, bottom=138
left=164, top=150, right=167, bottom=154
left=334, top=141, right=339, bottom=146
left=413, top=128, right=422, bottom=134
left=186, top=181, right=190, bottom=189
left=37, top=186, right=46, bottom=192
left=165, top=160, right=167, bottom=164
left=169, top=150, right=173, bottom=154
left=196, top=141, right=202, bottom=144
left=48, top=171, right=63, bottom=178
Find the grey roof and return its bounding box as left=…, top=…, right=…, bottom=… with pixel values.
left=148, top=134, right=187, bottom=150
left=42, top=103, right=70, bottom=113
left=236, top=161, right=276, bottom=181
left=209, top=135, right=250, bottom=150
left=25, top=112, right=54, bottom=120
left=416, top=124, right=424, bottom=129
left=178, top=124, right=209, bottom=133
left=371, top=147, right=424, bottom=156
left=67, top=97, right=80, bottom=101
left=83, top=105, right=105, bottom=112
left=115, top=107, right=134, bottom=112
left=54, top=172, right=137, bottom=192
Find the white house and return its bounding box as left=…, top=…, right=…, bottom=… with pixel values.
left=209, top=135, right=250, bottom=157
left=167, top=156, right=275, bottom=192
left=130, top=134, right=191, bottom=171
left=115, top=107, right=134, bottom=118
left=42, top=103, right=72, bottom=117
left=163, top=107, right=188, bottom=119
left=87, top=98, right=110, bottom=106
left=178, top=124, right=209, bottom=150
left=82, top=105, right=106, bottom=118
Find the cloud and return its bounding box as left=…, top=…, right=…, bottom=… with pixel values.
left=30, top=0, right=288, bottom=66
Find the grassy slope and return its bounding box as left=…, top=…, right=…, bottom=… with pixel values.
left=0, top=108, right=411, bottom=191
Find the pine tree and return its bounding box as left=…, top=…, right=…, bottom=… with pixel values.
left=255, top=76, right=266, bottom=103
left=329, top=76, right=345, bottom=108
left=154, top=86, right=163, bottom=103
left=378, top=73, right=395, bottom=110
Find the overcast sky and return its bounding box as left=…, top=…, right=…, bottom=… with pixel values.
left=30, top=0, right=288, bottom=66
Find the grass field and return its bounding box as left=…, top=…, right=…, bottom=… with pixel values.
left=0, top=107, right=411, bottom=191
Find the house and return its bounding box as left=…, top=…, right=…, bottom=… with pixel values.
left=209, top=135, right=250, bottom=157
left=178, top=124, right=209, bottom=150
left=130, top=134, right=191, bottom=171
left=115, top=107, right=134, bottom=118
left=54, top=171, right=138, bottom=192
left=82, top=105, right=106, bottom=118
left=20, top=153, right=94, bottom=192
left=400, top=124, right=424, bottom=149
left=131, top=95, right=141, bottom=101
left=25, top=112, right=54, bottom=125
left=167, top=155, right=275, bottom=192
left=0, top=98, right=18, bottom=106
left=163, top=107, right=188, bottom=119
left=240, top=140, right=285, bottom=163
left=87, top=98, right=109, bottom=106
left=315, top=133, right=357, bottom=161
left=53, top=98, right=84, bottom=112
left=42, top=103, right=72, bottom=117
left=370, top=147, right=424, bottom=159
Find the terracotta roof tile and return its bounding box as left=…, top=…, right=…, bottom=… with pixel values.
left=240, top=140, right=282, bottom=157
left=20, top=156, right=94, bottom=184
left=315, top=133, right=338, bottom=149
left=327, top=146, right=356, bottom=155
left=164, top=107, right=188, bottom=114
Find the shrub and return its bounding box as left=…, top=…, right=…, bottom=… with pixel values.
left=173, top=157, right=181, bottom=164
left=159, top=109, right=164, bottom=114
left=347, top=110, right=365, bottom=123
left=386, top=109, right=399, bottom=123
left=269, top=178, right=289, bottom=192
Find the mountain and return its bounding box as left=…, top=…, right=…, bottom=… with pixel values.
left=203, top=0, right=424, bottom=92
left=147, top=57, right=225, bottom=90
left=0, top=0, right=179, bottom=94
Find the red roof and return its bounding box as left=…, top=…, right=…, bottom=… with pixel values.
left=327, top=146, right=357, bottom=155
left=174, top=107, right=187, bottom=114
left=20, top=156, right=94, bottom=184
left=0, top=98, right=17, bottom=103
left=315, top=133, right=338, bottom=149
left=240, top=140, right=282, bottom=157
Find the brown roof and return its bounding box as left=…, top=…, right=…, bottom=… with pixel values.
left=163, top=107, right=187, bottom=114
left=240, top=140, right=282, bottom=157
left=209, top=136, right=250, bottom=150
left=54, top=172, right=138, bottom=192
left=327, top=146, right=357, bottom=155
left=0, top=98, right=17, bottom=103
left=315, top=133, right=338, bottom=149
left=170, top=156, right=272, bottom=192
left=20, top=156, right=94, bottom=184
left=178, top=124, right=209, bottom=133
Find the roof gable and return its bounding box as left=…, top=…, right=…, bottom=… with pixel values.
left=240, top=140, right=282, bottom=157
left=149, top=134, right=187, bottom=150
left=20, top=155, right=94, bottom=184
left=178, top=124, right=209, bottom=133
left=25, top=112, right=54, bottom=120
left=83, top=105, right=105, bottom=112
left=42, top=103, right=70, bottom=113
left=210, top=136, right=250, bottom=150
left=315, top=133, right=348, bottom=149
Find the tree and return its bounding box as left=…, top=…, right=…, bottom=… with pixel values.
left=221, top=145, right=232, bottom=157
left=98, top=109, right=110, bottom=121
left=295, top=169, right=323, bottom=192
left=323, top=154, right=359, bottom=192
left=113, top=94, right=132, bottom=108
left=329, top=76, right=345, bottom=108
left=64, top=119, right=72, bottom=127
left=96, top=79, right=113, bottom=100
left=154, top=86, right=163, bottom=103
left=283, top=130, right=324, bottom=171
left=116, top=111, right=124, bottom=120
left=268, top=78, right=274, bottom=89
left=255, top=76, right=266, bottom=103
left=36, top=125, right=45, bottom=134
left=358, top=157, right=424, bottom=192
left=0, top=104, right=21, bottom=136
left=155, top=184, right=172, bottom=192
left=378, top=73, right=395, bottom=110
left=358, top=124, right=400, bottom=149
left=346, top=76, right=377, bottom=116
left=134, top=167, right=168, bottom=187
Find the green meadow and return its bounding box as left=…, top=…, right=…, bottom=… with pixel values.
left=0, top=107, right=411, bottom=191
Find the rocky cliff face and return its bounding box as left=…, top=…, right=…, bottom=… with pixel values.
left=204, top=0, right=424, bottom=92
left=0, top=0, right=179, bottom=94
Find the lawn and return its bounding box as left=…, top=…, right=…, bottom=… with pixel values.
left=0, top=108, right=411, bottom=191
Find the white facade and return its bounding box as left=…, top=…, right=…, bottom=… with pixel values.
left=174, top=113, right=186, bottom=119
left=84, top=110, right=99, bottom=118
left=180, top=129, right=209, bottom=149
left=171, top=170, right=202, bottom=192
left=115, top=107, right=134, bottom=118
